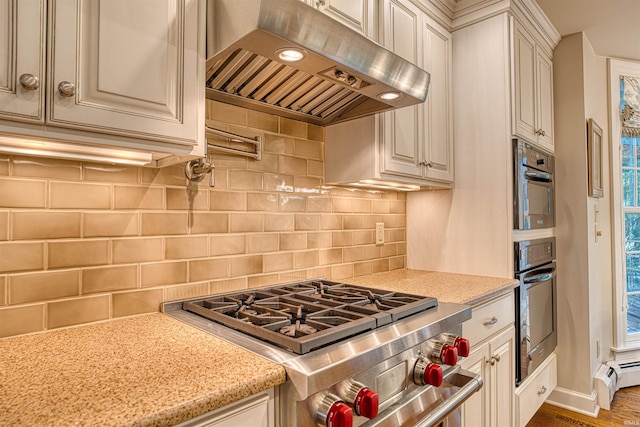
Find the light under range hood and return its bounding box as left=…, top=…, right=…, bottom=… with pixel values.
left=206, top=0, right=430, bottom=126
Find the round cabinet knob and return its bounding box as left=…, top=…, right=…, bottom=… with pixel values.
left=57, top=81, right=76, bottom=97
left=317, top=393, right=353, bottom=427
left=354, top=387, right=378, bottom=419
left=19, top=73, right=40, bottom=90
left=413, top=357, right=444, bottom=387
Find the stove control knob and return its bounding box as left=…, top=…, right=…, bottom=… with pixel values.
left=443, top=334, right=471, bottom=358
left=340, top=381, right=379, bottom=419
left=317, top=393, right=353, bottom=427
left=429, top=342, right=458, bottom=366
left=413, top=357, right=444, bottom=387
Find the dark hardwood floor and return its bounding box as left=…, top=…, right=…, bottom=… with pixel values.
left=526, top=386, right=640, bottom=426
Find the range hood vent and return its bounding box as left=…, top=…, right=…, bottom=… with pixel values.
left=206, top=0, right=430, bottom=126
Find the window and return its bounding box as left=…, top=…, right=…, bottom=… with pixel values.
left=622, top=137, right=640, bottom=334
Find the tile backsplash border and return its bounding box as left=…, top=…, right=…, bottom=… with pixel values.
left=0, top=101, right=406, bottom=338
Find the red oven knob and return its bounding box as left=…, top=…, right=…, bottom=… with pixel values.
left=454, top=337, right=470, bottom=358
left=443, top=334, right=471, bottom=358
left=317, top=393, right=353, bottom=427
left=429, top=342, right=458, bottom=366
left=339, top=380, right=379, bottom=419
left=354, top=387, right=379, bottom=419
left=413, top=357, right=444, bottom=387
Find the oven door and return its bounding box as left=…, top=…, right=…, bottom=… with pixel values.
left=515, top=166, right=555, bottom=230
left=515, top=262, right=557, bottom=385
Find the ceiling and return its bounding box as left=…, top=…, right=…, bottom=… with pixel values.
left=535, top=0, right=640, bottom=61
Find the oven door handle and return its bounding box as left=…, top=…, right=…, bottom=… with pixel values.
left=522, top=271, right=555, bottom=284
left=524, top=171, right=552, bottom=182
left=414, top=369, right=484, bottom=427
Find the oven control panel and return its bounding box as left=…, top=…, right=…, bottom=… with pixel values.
left=311, top=333, right=471, bottom=427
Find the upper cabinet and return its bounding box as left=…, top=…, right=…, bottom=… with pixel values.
left=0, top=0, right=205, bottom=163
left=304, top=0, right=376, bottom=38
left=380, top=0, right=454, bottom=184
left=325, top=0, right=453, bottom=190
left=512, top=18, right=554, bottom=152
left=0, top=0, right=46, bottom=122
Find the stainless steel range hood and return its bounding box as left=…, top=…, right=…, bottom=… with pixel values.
left=206, top=0, right=430, bottom=126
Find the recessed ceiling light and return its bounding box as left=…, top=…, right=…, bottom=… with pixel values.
left=276, top=48, right=305, bottom=62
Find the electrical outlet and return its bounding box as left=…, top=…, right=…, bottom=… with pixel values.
left=375, top=222, right=384, bottom=245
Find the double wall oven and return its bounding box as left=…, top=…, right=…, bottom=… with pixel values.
left=164, top=279, right=481, bottom=427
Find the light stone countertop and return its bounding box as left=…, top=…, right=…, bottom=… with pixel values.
left=0, top=313, right=286, bottom=427
left=342, top=269, right=519, bottom=307
left=0, top=269, right=516, bottom=426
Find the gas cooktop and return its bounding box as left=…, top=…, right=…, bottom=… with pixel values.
left=179, top=279, right=438, bottom=354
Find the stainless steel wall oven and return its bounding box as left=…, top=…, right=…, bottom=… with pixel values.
left=514, top=237, right=557, bottom=386
left=513, top=138, right=555, bottom=230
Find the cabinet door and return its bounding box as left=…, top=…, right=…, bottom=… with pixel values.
left=460, top=344, right=490, bottom=427
left=421, top=16, right=453, bottom=183
left=536, top=51, right=554, bottom=151
left=380, top=0, right=423, bottom=178
left=314, top=0, right=375, bottom=38
left=47, top=0, right=202, bottom=148
left=0, top=0, right=45, bottom=122
left=489, top=327, right=515, bottom=427
left=512, top=21, right=537, bottom=144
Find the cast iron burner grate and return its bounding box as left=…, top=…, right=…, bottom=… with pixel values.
left=182, top=279, right=438, bottom=354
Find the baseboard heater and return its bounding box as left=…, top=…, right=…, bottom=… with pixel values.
left=594, top=362, right=621, bottom=410
left=618, top=360, right=640, bottom=388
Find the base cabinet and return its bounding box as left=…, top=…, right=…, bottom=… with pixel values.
left=175, top=390, right=274, bottom=427
left=515, top=353, right=557, bottom=427
left=460, top=293, right=515, bottom=427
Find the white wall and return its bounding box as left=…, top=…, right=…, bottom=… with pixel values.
left=407, top=14, right=513, bottom=278
left=549, top=31, right=613, bottom=414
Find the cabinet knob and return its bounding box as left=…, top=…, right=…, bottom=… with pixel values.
left=419, top=160, right=433, bottom=167
left=316, top=0, right=326, bottom=6
left=535, top=129, right=546, bottom=137
left=493, top=354, right=501, bottom=363
left=19, top=73, right=40, bottom=90
left=57, top=81, right=76, bottom=97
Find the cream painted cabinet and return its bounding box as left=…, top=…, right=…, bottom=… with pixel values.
left=0, top=0, right=46, bottom=123
left=0, top=0, right=204, bottom=160
left=512, top=18, right=554, bottom=152
left=176, top=391, right=274, bottom=427
left=379, top=0, right=453, bottom=184
left=460, top=294, right=515, bottom=427
left=304, top=0, right=376, bottom=37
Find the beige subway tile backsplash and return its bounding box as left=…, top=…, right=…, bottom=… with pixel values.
left=0, top=242, right=44, bottom=273
left=0, top=211, right=8, bottom=241
left=112, top=289, right=162, bottom=317
left=141, top=261, right=188, bottom=288
left=84, top=212, right=138, bottom=237
left=47, top=295, right=109, bottom=329
left=0, top=178, right=46, bottom=208
left=0, top=304, right=44, bottom=337
left=12, top=211, right=81, bottom=240
left=48, top=240, right=109, bottom=269
left=82, top=265, right=138, bottom=294
left=9, top=270, right=79, bottom=304
left=112, top=238, right=163, bottom=264
left=12, top=157, right=82, bottom=180
left=0, top=102, right=407, bottom=338
left=50, top=182, right=111, bottom=209
left=114, top=185, right=164, bottom=210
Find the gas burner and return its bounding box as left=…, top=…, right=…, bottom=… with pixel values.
left=182, top=279, right=438, bottom=354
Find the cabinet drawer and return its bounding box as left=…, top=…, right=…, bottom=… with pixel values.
left=515, top=353, right=557, bottom=427
left=463, top=293, right=515, bottom=347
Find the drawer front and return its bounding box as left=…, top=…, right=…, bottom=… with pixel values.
left=515, top=353, right=557, bottom=427
left=463, top=293, right=515, bottom=347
